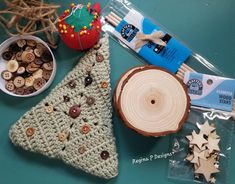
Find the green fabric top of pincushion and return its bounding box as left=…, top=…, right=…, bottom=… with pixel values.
left=65, top=5, right=94, bottom=32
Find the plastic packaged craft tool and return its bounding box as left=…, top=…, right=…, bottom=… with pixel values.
left=101, top=0, right=225, bottom=77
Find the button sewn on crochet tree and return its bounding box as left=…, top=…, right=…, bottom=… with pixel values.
left=96, top=53, right=104, bottom=62
left=58, top=132, right=67, bottom=142
left=26, top=127, right=34, bottom=137
left=78, top=146, right=86, bottom=154
left=68, top=80, right=76, bottom=88
left=84, top=75, right=93, bottom=87
left=86, top=96, right=95, bottom=105
left=63, top=95, right=70, bottom=102
left=101, top=81, right=108, bottom=88
left=69, top=105, right=81, bottom=119
left=81, top=124, right=90, bottom=134
left=100, top=150, right=109, bottom=160
left=45, top=105, right=54, bottom=113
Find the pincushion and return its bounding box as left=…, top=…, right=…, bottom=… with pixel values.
left=58, top=2, right=101, bottom=50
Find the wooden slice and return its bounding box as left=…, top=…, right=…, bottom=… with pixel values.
left=115, top=65, right=190, bottom=136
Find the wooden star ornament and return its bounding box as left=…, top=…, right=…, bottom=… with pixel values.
left=190, top=131, right=208, bottom=149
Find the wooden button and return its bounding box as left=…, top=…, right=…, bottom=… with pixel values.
left=33, top=69, right=43, bottom=79
left=33, top=78, right=46, bottom=90
left=26, top=63, right=39, bottom=73
left=2, top=51, right=13, bottom=60
left=86, top=96, right=95, bottom=105
left=13, top=76, right=25, bottom=88
left=15, top=51, right=23, bottom=61
left=1, top=70, right=13, bottom=80
left=17, top=66, right=26, bottom=75
left=7, top=59, right=19, bottom=72
left=69, top=105, right=81, bottom=119
left=26, top=127, right=34, bottom=137
left=9, top=43, right=21, bottom=53
left=42, top=62, right=53, bottom=71
left=100, top=151, right=109, bottom=160
left=34, top=48, right=43, bottom=57
left=78, top=146, right=86, bottom=154
left=81, top=124, right=90, bottom=134
left=22, top=51, right=35, bottom=63
left=25, top=76, right=35, bottom=87
left=5, top=80, right=15, bottom=91
left=68, top=80, right=76, bottom=88
left=16, top=39, right=26, bottom=48
left=15, top=87, right=25, bottom=95
left=58, top=132, right=67, bottom=142
left=27, top=40, right=36, bottom=47
left=45, top=105, right=54, bottom=113
left=101, top=81, right=108, bottom=88
left=24, top=86, right=35, bottom=95
left=96, top=53, right=104, bottom=62
left=34, top=58, right=43, bottom=65
left=41, top=50, right=53, bottom=62
left=42, top=69, right=52, bottom=80
left=85, top=66, right=92, bottom=73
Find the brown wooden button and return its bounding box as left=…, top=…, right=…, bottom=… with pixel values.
left=69, top=105, right=81, bottom=119
left=24, top=86, right=35, bottom=94
left=101, top=81, right=108, bottom=88
left=7, top=59, right=19, bottom=72
left=13, top=76, right=25, bottom=88
left=34, top=58, right=43, bottom=65
left=41, top=50, right=53, bottom=62
left=81, top=124, right=90, bottom=134
left=17, top=66, right=26, bottom=75
left=86, top=96, right=95, bottom=105
left=33, top=78, right=46, bottom=90
left=15, top=51, right=23, bottom=61
left=26, top=127, right=34, bottom=137
left=45, top=105, right=54, bottom=113
left=34, top=48, right=43, bottom=57
left=78, top=146, right=86, bottom=154
left=96, top=53, right=104, bottom=62
left=42, top=69, right=52, bottom=80
left=100, top=151, right=109, bottom=160
left=17, top=39, right=26, bottom=48
left=33, top=69, right=43, bottom=79
left=5, top=80, right=15, bottom=91
left=15, top=87, right=25, bottom=95
left=22, top=51, right=35, bottom=63
left=68, top=80, right=76, bottom=88
left=2, top=51, right=13, bottom=60
left=58, top=132, right=67, bottom=142
left=25, top=76, right=35, bottom=87
left=1, top=70, right=13, bottom=80
left=27, top=40, right=36, bottom=47
left=42, top=62, right=53, bottom=71
left=26, top=63, right=38, bottom=73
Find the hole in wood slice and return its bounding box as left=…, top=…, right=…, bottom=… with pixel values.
left=115, top=65, right=190, bottom=137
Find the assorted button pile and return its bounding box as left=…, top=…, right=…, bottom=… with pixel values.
left=1, top=39, right=54, bottom=95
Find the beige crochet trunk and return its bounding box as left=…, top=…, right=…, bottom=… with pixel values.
left=9, top=35, right=118, bottom=179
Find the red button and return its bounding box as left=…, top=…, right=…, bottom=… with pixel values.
left=69, top=105, right=81, bottom=118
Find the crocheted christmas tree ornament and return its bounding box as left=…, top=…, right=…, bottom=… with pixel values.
left=9, top=35, right=118, bottom=179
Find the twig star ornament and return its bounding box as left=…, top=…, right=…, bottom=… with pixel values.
left=185, top=121, right=221, bottom=183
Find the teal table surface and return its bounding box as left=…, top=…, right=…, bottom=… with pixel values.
left=0, top=0, right=235, bottom=184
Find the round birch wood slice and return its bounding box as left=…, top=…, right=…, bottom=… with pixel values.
left=116, top=65, right=190, bottom=136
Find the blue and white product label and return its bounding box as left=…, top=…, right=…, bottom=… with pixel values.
left=113, top=9, right=192, bottom=73
left=184, top=72, right=235, bottom=112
